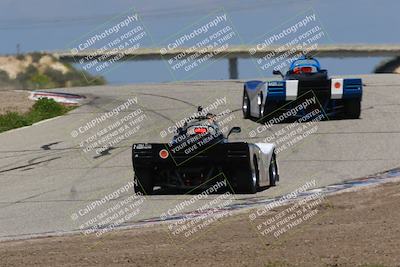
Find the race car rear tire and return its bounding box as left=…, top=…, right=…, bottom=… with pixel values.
left=262, top=100, right=278, bottom=120
left=134, top=170, right=153, bottom=195
left=269, top=153, right=278, bottom=186
left=242, top=91, right=251, bottom=119
left=236, top=157, right=258, bottom=194
left=343, top=99, right=361, bottom=119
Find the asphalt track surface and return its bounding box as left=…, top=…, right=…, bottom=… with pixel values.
left=1, top=74, right=400, bottom=240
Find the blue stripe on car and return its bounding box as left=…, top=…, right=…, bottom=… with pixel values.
left=343, top=78, right=362, bottom=99
left=266, top=81, right=286, bottom=101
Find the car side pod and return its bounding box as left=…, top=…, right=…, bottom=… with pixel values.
left=243, top=80, right=265, bottom=119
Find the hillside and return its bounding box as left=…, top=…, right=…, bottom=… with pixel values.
left=0, top=53, right=106, bottom=90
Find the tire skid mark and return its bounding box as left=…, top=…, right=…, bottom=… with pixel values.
left=137, top=93, right=197, bottom=107
left=0, top=157, right=61, bottom=174
left=0, top=188, right=58, bottom=210
left=0, top=149, right=76, bottom=175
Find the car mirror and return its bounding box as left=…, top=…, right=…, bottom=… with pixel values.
left=227, top=127, right=241, bottom=138
left=273, top=69, right=283, bottom=77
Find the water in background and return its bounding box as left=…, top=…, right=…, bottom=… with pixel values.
left=0, top=0, right=398, bottom=84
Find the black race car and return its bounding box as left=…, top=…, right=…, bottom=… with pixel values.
left=132, top=107, right=279, bottom=194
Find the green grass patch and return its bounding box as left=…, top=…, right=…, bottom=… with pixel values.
left=0, top=98, right=74, bottom=133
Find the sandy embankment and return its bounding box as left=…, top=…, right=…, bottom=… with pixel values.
left=1, top=180, right=400, bottom=267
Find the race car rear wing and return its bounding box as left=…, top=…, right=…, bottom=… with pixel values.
left=263, top=78, right=362, bottom=101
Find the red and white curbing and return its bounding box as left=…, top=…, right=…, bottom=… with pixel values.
left=29, top=91, right=86, bottom=105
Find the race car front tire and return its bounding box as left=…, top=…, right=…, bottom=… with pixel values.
left=269, top=153, right=278, bottom=186
left=242, top=91, right=251, bottom=119
left=343, top=99, right=361, bottom=119
left=261, top=101, right=280, bottom=122
left=258, top=92, right=263, bottom=119
left=134, top=169, right=154, bottom=195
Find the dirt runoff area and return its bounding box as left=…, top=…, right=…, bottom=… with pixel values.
left=0, top=90, right=33, bottom=115
left=1, top=181, right=400, bottom=267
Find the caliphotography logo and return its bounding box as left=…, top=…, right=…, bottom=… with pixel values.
left=67, top=7, right=152, bottom=83
left=158, top=8, right=242, bottom=81
left=1, top=1, right=399, bottom=267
